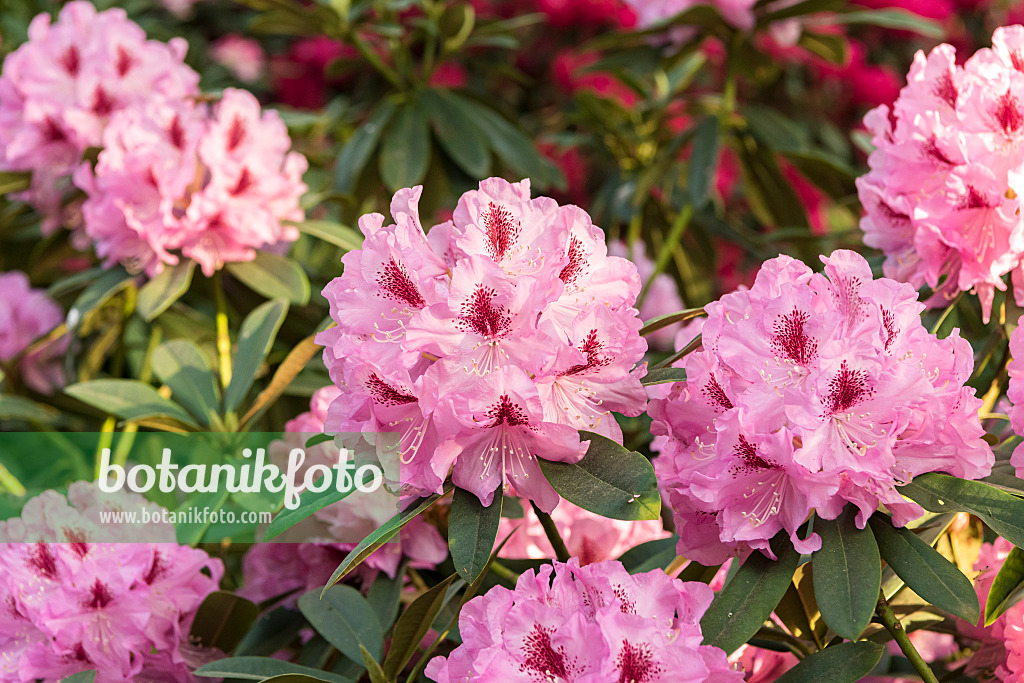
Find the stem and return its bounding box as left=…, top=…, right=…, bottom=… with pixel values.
left=350, top=33, right=404, bottom=90
left=876, top=593, right=940, bottom=683
left=530, top=501, right=571, bottom=562
left=213, top=271, right=233, bottom=391
left=637, top=204, right=693, bottom=308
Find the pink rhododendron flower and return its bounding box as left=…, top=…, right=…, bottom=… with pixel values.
left=0, top=482, right=223, bottom=683
left=607, top=240, right=687, bottom=350
left=856, top=26, right=1024, bottom=322
left=650, top=250, right=993, bottom=564
left=240, top=385, right=447, bottom=604
left=0, top=1, right=199, bottom=232
left=0, top=271, right=67, bottom=394
left=317, top=178, right=648, bottom=512
left=496, top=497, right=670, bottom=565
left=958, top=538, right=1024, bottom=681
left=624, top=0, right=757, bottom=30
left=729, top=644, right=798, bottom=681
left=74, top=88, right=307, bottom=277
left=1006, top=319, right=1024, bottom=477
left=425, top=559, right=744, bottom=682
left=211, top=35, right=266, bottom=83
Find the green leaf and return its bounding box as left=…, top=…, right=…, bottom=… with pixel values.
left=986, top=546, right=1024, bottom=625
left=423, top=89, right=491, bottom=179
left=538, top=431, right=659, bottom=521
left=382, top=574, right=458, bottom=679
left=296, top=220, right=363, bottom=252
left=797, top=31, right=848, bottom=64
left=137, top=261, right=195, bottom=321
left=323, top=489, right=449, bottom=593
left=68, top=267, right=134, bottom=328
left=366, top=569, right=405, bottom=631
left=700, top=532, right=800, bottom=655
left=900, top=473, right=1024, bottom=549
left=641, top=367, right=687, bottom=386
left=0, top=395, right=58, bottom=424
left=195, top=657, right=354, bottom=682
left=449, top=487, right=503, bottom=583
left=813, top=507, right=881, bottom=640
left=0, top=170, right=31, bottom=194
left=360, top=644, right=388, bottom=683
left=458, top=96, right=564, bottom=189
left=868, top=514, right=979, bottom=624
left=735, top=132, right=809, bottom=229
left=57, top=673, right=96, bottom=683
left=688, top=116, right=720, bottom=206
left=773, top=641, right=885, bottom=683
left=190, top=592, right=260, bottom=653
left=227, top=252, right=310, bottom=305
left=65, top=379, right=198, bottom=427
left=335, top=100, right=397, bottom=194
left=617, top=536, right=679, bottom=574
left=263, top=676, right=336, bottom=683
left=758, top=0, right=845, bottom=23
left=379, top=98, right=430, bottom=191
left=826, top=9, right=943, bottom=38
left=298, top=585, right=384, bottom=664
left=224, top=299, right=289, bottom=414
left=150, top=340, right=220, bottom=426
left=639, top=307, right=705, bottom=337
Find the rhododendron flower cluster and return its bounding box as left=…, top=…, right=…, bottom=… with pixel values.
left=425, top=559, right=743, bottom=682
left=496, top=497, right=670, bottom=565
left=1004, top=319, right=1024, bottom=476
left=857, top=26, right=1024, bottom=322
left=0, top=1, right=199, bottom=231
left=241, top=385, right=447, bottom=605
left=316, top=178, right=648, bottom=512
left=959, top=538, right=1024, bottom=681
left=624, top=0, right=757, bottom=30
left=0, top=271, right=67, bottom=394
left=0, top=482, right=223, bottom=683
left=74, top=88, right=307, bottom=277
left=650, top=250, right=993, bottom=563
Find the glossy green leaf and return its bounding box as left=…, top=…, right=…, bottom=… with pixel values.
left=986, top=546, right=1024, bottom=625
left=459, top=96, right=564, bottom=189
left=380, top=98, right=430, bottom=191
left=262, top=676, right=335, bottom=683
left=900, top=473, right=1024, bottom=549
left=68, top=267, right=134, bottom=328
left=813, top=507, right=881, bottom=640
left=538, top=431, right=659, bottom=520
left=137, top=261, right=194, bottom=321
left=296, top=220, right=363, bottom=252
left=700, top=532, right=800, bottom=655
left=773, top=641, right=885, bottom=683
left=0, top=170, right=31, bottom=194
left=298, top=585, right=384, bottom=664
left=65, top=379, right=198, bottom=427
left=617, top=536, right=679, bottom=574
left=423, top=89, right=491, bottom=179
left=323, top=489, right=449, bottom=593
left=641, top=367, right=687, bottom=386
left=224, top=299, right=289, bottom=414
left=639, top=307, right=705, bottom=336
left=449, top=487, right=503, bottom=583
left=0, top=395, right=58, bottom=424
left=150, top=340, right=220, bottom=425
left=227, top=252, right=310, bottom=305
left=366, top=569, right=405, bottom=632
left=335, top=101, right=397, bottom=193
left=360, top=644, right=388, bottom=683
left=688, top=116, right=720, bottom=206
left=190, top=592, right=260, bottom=653
left=382, top=574, right=458, bottom=679
left=826, top=9, right=943, bottom=38
left=869, top=514, right=979, bottom=623
left=797, top=31, right=848, bottom=64
left=195, top=657, right=353, bottom=682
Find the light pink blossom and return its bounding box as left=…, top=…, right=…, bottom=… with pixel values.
left=317, top=179, right=648, bottom=513
left=857, top=27, right=1024, bottom=323
left=0, top=482, right=223, bottom=683
left=958, top=538, right=1024, bottom=681
left=75, top=88, right=307, bottom=277
left=0, top=271, right=67, bottom=394
left=624, top=0, right=757, bottom=30
left=650, top=250, right=993, bottom=563
left=1006, top=318, right=1024, bottom=477
left=0, top=1, right=199, bottom=231
left=425, top=559, right=744, bottom=682
left=211, top=35, right=266, bottom=83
